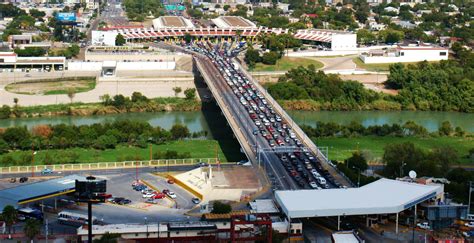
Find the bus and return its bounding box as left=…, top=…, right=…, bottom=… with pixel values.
left=17, top=208, right=43, bottom=221
left=57, top=211, right=100, bottom=227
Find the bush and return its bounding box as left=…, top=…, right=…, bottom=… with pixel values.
left=262, top=51, right=279, bottom=65
left=211, top=201, right=232, bottom=214
left=184, top=88, right=196, bottom=100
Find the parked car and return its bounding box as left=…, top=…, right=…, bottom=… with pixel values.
left=417, top=222, right=430, bottom=230
left=10, top=178, right=16, bottom=183
left=192, top=198, right=201, bottom=204
left=19, top=177, right=28, bottom=183
left=41, top=168, right=53, bottom=175
left=152, top=193, right=166, bottom=199
left=465, top=222, right=474, bottom=228
left=146, top=198, right=158, bottom=204
left=167, top=179, right=175, bottom=184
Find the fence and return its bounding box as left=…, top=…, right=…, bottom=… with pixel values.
left=0, top=158, right=218, bottom=174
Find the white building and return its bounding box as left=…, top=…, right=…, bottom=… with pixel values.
left=294, top=29, right=357, bottom=51
left=359, top=45, right=449, bottom=64
left=91, top=30, right=118, bottom=46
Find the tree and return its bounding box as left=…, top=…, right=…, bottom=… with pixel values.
left=24, top=218, right=41, bottom=242
left=345, top=151, right=368, bottom=171
left=183, top=32, right=192, bottom=44
left=67, top=89, right=75, bottom=104
left=244, top=48, right=260, bottom=68
left=0, top=139, right=9, bottom=154
left=0, top=105, right=11, bottom=119
left=382, top=142, right=426, bottom=178
left=262, top=51, right=279, bottom=65
left=170, top=124, right=190, bottom=139
left=223, top=4, right=231, bottom=11
left=100, top=94, right=112, bottom=106
left=438, top=121, right=453, bottom=136
left=131, top=92, right=148, bottom=103
left=115, top=33, right=126, bottom=46
left=356, top=29, right=376, bottom=45
left=93, top=135, right=117, bottom=150
left=14, top=47, right=46, bottom=57
left=211, top=201, right=232, bottom=214
left=13, top=98, right=19, bottom=108
left=184, top=88, right=196, bottom=100
left=32, top=125, right=52, bottom=138
left=172, top=87, right=182, bottom=97
left=2, top=205, right=17, bottom=234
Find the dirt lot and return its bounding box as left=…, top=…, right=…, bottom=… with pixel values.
left=162, top=16, right=186, bottom=27
left=222, top=166, right=262, bottom=189
left=5, top=79, right=96, bottom=95
left=222, top=16, right=251, bottom=27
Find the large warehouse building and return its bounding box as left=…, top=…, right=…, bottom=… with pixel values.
left=275, top=178, right=445, bottom=233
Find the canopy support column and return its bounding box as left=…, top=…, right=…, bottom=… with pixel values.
left=366, top=215, right=369, bottom=227
left=396, top=213, right=399, bottom=234
left=337, top=215, right=340, bottom=231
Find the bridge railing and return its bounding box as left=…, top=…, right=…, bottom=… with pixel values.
left=0, top=158, right=218, bottom=174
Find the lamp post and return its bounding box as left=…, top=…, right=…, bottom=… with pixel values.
left=400, top=162, right=406, bottom=178
left=144, top=216, right=148, bottom=238
left=31, top=145, right=37, bottom=178
left=353, top=166, right=361, bottom=188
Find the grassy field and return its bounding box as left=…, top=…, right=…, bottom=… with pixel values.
left=252, top=57, right=324, bottom=72
left=353, top=57, right=441, bottom=72
left=5, top=78, right=96, bottom=95
left=0, top=140, right=243, bottom=166
left=314, top=136, right=474, bottom=164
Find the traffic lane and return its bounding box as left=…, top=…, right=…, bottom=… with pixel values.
left=200, top=58, right=298, bottom=190
left=201, top=57, right=297, bottom=190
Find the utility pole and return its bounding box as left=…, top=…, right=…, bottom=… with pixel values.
left=469, top=181, right=473, bottom=215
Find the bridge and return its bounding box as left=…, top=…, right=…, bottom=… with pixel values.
left=191, top=46, right=352, bottom=190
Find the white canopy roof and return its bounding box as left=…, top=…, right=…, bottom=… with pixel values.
left=275, top=178, right=443, bottom=218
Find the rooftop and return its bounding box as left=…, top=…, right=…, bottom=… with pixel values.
left=275, top=178, right=443, bottom=218
left=212, top=16, right=256, bottom=28
left=0, top=175, right=86, bottom=209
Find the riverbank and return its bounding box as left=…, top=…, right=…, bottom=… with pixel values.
left=0, top=140, right=244, bottom=166
left=1, top=97, right=201, bottom=119
left=315, top=136, right=474, bottom=164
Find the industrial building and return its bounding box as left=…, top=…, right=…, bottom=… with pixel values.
left=0, top=52, right=66, bottom=71
left=359, top=45, right=449, bottom=63
left=293, top=29, right=357, bottom=51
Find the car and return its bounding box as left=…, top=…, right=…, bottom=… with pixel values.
left=118, top=199, right=131, bottom=205
left=152, top=193, right=166, bottom=199
left=167, top=179, right=175, bottom=184
left=463, top=231, right=474, bottom=237
left=146, top=198, right=158, bottom=204
left=19, top=177, right=28, bottom=183
left=10, top=178, right=16, bottom=183
left=143, top=192, right=157, bottom=198
left=98, top=193, right=112, bottom=199
left=41, top=168, right=53, bottom=175
left=165, top=191, right=177, bottom=199
left=465, top=222, right=474, bottom=228
left=417, top=222, right=430, bottom=230
left=192, top=197, right=201, bottom=204
left=196, top=162, right=209, bottom=167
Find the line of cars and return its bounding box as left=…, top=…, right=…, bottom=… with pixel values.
left=191, top=42, right=341, bottom=190
left=132, top=181, right=178, bottom=204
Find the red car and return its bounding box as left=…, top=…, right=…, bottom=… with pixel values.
left=99, top=193, right=112, bottom=199
left=167, top=179, right=175, bottom=184
left=152, top=193, right=166, bottom=199
left=265, top=134, right=272, bottom=140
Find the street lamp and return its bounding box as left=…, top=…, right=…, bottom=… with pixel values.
left=400, top=162, right=406, bottom=178
left=144, top=216, right=148, bottom=238
left=353, top=166, right=361, bottom=188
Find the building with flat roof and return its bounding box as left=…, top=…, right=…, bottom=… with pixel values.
left=275, top=178, right=444, bottom=233
left=212, top=16, right=256, bottom=29
left=294, top=29, right=357, bottom=51
left=359, top=45, right=449, bottom=64
left=0, top=175, right=86, bottom=209
left=152, top=16, right=195, bottom=30
left=0, top=52, right=66, bottom=71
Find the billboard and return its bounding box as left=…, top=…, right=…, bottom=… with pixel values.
left=56, top=12, right=77, bottom=22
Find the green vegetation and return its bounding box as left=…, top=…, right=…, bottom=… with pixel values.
left=0, top=140, right=237, bottom=166
left=0, top=94, right=201, bottom=119
left=5, top=77, right=96, bottom=95
left=315, top=136, right=473, bottom=164
left=115, top=34, right=126, bottom=46
left=14, top=47, right=46, bottom=57
left=48, top=44, right=80, bottom=59
left=211, top=201, right=232, bottom=214
left=245, top=34, right=302, bottom=69
left=252, top=57, right=323, bottom=72
left=123, top=0, right=164, bottom=21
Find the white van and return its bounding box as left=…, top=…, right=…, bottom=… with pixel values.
left=317, top=177, right=326, bottom=186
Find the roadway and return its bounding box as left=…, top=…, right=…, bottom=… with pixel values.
left=191, top=43, right=352, bottom=190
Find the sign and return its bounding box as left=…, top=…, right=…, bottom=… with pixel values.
left=56, top=12, right=77, bottom=22
left=75, top=179, right=107, bottom=203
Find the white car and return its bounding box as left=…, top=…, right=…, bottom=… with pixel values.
left=417, top=222, right=430, bottom=230
left=309, top=182, right=319, bottom=189
left=465, top=222, right=474, bottom=228
left=166, top=191, right=177, bottom=199
left=142, top=192, right=156, bottom=198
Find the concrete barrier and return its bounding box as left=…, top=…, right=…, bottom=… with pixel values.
left=167, top=174, right=203, bottom=200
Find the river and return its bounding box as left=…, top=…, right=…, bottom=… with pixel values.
left=0, top=111, right=472, bottom=133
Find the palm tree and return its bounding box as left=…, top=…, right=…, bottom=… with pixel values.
left=2, top=205, right=17, bottom=234
left=24, top=218, right=41, bottom=243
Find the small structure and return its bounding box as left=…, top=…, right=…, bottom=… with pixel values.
left=293, top=29, right=357, bottom=51
left=0, top=52, right=66, bottom=71
left=8, top=34, right=32, bottom=48
left=359, top=45, right=449, bottom=64
left=275, top=178, right=444, bottom=233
